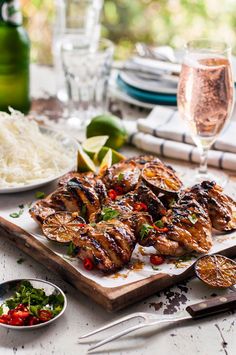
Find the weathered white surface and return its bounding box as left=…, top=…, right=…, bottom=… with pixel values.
left=0, top=65, right=235, bottom=355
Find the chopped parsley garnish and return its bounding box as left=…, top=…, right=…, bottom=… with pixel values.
left=67, top=242, right=77, bottom=257
left=101, top=207, right=120, bottom=221
left=188, top=213, right=198, bottom=225
left=152, top=265, right=160, bottom=270
left=81, top=204, right=87, bottom=219
left=17, top=258, right=25, bottom=264
left=117, top=172, right=124, bottom=182
left=35, top=191, right=45, bottom=199
left=139, top=224, right=154, bottom=240
left=154, top=220, right=164, bottom=228
left=10, top=205, right=24, bottom=218
left=169, top=198, right=176, bottom=208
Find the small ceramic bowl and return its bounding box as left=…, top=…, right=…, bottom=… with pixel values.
left=0, top=278, right=67, bottom=330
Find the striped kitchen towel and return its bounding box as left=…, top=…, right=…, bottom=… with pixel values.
left=126, top=106, right=236, bottom=171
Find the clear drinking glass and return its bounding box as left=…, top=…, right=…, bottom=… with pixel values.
left=177, top=40, right=234, bottom=186
left=53, top=0, right=103, bottom=101
left=61, top=37, right=114, bottom=130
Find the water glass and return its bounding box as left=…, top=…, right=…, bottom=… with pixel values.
left=53, top=0, right=103, bottom=101
left=61, top=37, right=114, bottom=129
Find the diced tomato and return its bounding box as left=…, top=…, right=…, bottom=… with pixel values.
left=14, top=304, right=28, bottom=311
left=83, top=258, right=94, bottom=271
left=153, top=225, right=169, bottom=233
left=114, top=185, right=123, bottom=195
left=27, top=316, right=40, bottom=326
left=11, top=310, right=30, bottom=319
left=134, top=202, right=148, bottom=212
left=108, top=189, right=117, bottom=200
left=0, top=314, right=10, bottom=324
left=150, top=255, right=165, bottom=266
left=38, top=310, right=53, bottom=322
left=8, top=316, right=24, bottom=326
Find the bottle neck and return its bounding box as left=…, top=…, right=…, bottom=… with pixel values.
left=0, top=0, right=22, bottom=26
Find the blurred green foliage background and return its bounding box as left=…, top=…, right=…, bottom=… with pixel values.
left=21, top=0, right=236, bottom=65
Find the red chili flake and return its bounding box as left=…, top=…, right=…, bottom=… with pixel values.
left=83, top=258, right=94, bottom=271
left=134, top=202, right=148, bottom=212
left=160, top=208, right=167, bottom=215
left=150, top=255, right=165, bottom=266
left=114, top=185, right=123, bottom=195
left=108, top=189, right=117, bottom=200
left=153, top=225, right=169, bottom=233
left=77, top=223, right=86, bottom=227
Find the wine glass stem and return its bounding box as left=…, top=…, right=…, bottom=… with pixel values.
left=199, top=148, right=208, bottom=175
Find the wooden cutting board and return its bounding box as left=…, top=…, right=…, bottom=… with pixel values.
left=0, top=216, right=235, bottom=312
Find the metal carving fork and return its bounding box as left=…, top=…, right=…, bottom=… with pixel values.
left=79, top=292, right=236, bottom=353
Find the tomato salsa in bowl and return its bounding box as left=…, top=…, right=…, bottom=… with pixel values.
left=0, top=279, right=67, bottom=329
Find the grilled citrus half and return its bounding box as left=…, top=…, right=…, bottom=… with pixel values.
left=42, top=212, right=86, bottom=243
left=195, top=254, right=236, bottom=288
left=142, top=162, right=183, bottom=195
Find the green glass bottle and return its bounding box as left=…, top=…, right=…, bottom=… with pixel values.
left=0, top=0, right=30, bottom=113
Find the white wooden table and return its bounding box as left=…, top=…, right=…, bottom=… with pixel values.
left=0, top=65, right=235, bottom=355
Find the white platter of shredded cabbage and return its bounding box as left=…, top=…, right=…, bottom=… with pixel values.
left=0, top=110, right=78, bottom=193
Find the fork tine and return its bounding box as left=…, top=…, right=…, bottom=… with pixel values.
left=79, top=313, right=144, bottom=340
left=87, top=323, right=147, bottom=353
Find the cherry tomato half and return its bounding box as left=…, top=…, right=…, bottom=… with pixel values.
left=38, top=310, right=53, bottom=322
left=150, top=255, right=165, bottom=266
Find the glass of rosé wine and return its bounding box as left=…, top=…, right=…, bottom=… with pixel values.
left=177, top=40, right=234, bottom=186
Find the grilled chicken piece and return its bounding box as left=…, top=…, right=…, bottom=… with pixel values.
left=135, top=183, right=166, bottom=220
left=138, top=192, right=213, bottom=255
left=102, top=160, right=140, bottom=194
left=30, top=174, right=106, bottom=225
left=186, top=181, right=236, bottom=231
left=67, top=177, right=101, bottom=222
left=58, top=171, right=95, bottom=187
left=29, top=197, right=63, bottom=225
left=72, top=220, right=136, bottom=273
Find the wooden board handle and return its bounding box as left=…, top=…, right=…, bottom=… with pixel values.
left=186, top=292, right=236, bottom=318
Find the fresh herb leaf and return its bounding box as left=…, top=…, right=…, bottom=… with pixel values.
left=188, top=213, right=198, bottom=225
left=90, top=222, right=96, bottom=227
left=139, top=224, right=154, bottom=240
left=10, top=205, right=24, bottom=218
left=101, top=207, right=120, bottom=221
left=67, top=242, right=77, bottom=256
left=35, top=191, right=45, bottom=199
left=17, top=258, right=25, bottom=264
left=0, top=305, right=3, bottom=316
left=10, top=212, right=20, bottom=218
left=117, top=173, right=124, bottom=182
left=81, top=204, right=87, bottom=219
left=152, top=265, right=160, bottom=270
left=169, top=198, right=176, bottom=208
left=154, top=220, right=164, bottom=228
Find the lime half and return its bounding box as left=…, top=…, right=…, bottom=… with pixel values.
left=99, top=148, right=112, bottom=175
left=77, top=146, right=96, bottom=173
left=82, top=135, right=109, bottom=157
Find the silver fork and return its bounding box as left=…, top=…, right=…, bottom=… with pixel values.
left=79, top=292, right=236, bottom=353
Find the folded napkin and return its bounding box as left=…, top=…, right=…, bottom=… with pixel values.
left=126, top=106, right=236, bottom=171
